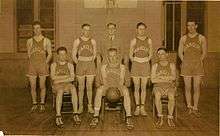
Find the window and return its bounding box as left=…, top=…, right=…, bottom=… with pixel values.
left=16, top=0, right=56, bottom=52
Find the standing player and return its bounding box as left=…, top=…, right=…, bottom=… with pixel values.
left=51, top=47, right=81, bottom=128
left=26, top=21, right=52, bottom=112
left=178, top=20, right=207, bottom=117
left=90, top=48, right=134, bottom=129
left=72, top=24, right=97, bottom=114
left=151, top=48, right=176, bottom=128
left=129, top=22, right=153, bottom=116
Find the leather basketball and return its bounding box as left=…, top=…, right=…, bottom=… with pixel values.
left=106, top=87, right=121, bottom=102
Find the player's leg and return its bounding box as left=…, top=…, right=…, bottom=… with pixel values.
left=183, top=76, right=193, bottom=114
left=86, top=75, right=95, bottom=113
left=69, top=85, right=81, bottom=124
left=77, top=76, right=85, bottom=114
left=153, top=87, right=163, bottom=128
left=192, top=75, right=202, bottom=117
left=133, top=77, right=141, bottom=116
left=55, top=89, right=64, bottom=127
left=39, top=76, right=47, bottom=112
left=140, top=77, right=148, bottom=116
left=167, top=88, right=176, bottom=127
left=29, top=76, right=38, bottom=112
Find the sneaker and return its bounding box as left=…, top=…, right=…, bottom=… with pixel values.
left=167, top=118, right=175, bottom=128
left=39, top=103, right=45, bottom=113
left=88, top=105, right=94, bottom=114
left=73, top=114, right=81, bottom=125
left=134, top=106, right=140, bottom=116
left=30, top=104, right=38, bottom=113
left=125, top=116, right=134, bottom=130
left=56, top=116, right=64, bottom=128
left=185, top=107, right=192, bottom=115
left=155, top=116, right=163, bottom=128
left=140, top=105, right=147, bottom=116
left=192, top=110, right=202, bottom=118
left=89, top=117, right=99, bottom=128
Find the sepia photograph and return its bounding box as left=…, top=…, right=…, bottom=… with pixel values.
left=0, top=0, right=219, bottom=135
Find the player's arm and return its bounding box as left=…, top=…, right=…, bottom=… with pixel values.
left=129, top=38, right=136, bottom=61
left=178, top=36, right=185, bottom=61
left=162, top=63, right=176, bottom=81
left=147, top=38, right=153, bottom=61
left=120, top=65, right=126, bottom=86
left=46, top=39, right=52, bottom=64
left=54, top=63, right=75, bottom=83
left=91, top=39, right=97, bottom=61
left=26, top=39, right=32, bottom=59
left=200, top=35, right=207, bottom=61
left=101, top=65, right=107, bottom=85
left=72, top=39, right=80, bottom=64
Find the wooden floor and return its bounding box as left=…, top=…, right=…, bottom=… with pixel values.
left=0, top=87, right=219, bottom=136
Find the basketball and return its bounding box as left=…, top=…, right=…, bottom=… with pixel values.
left=106, top=87, right=121, bottom=102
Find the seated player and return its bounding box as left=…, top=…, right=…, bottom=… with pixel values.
left=151, top=48, right=176, bottom=128
left=90, top=48, right=134, bottom=129
left=50, top=47, right=81, bottom=128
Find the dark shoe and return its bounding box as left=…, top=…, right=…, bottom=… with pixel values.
left=30, top=103, right=38, bottom=113
left=89, top=116, right=99, bottom=128
left=73, top=113, right=81, bottom=125
left=167, top=118, right=176, bottom=128
left=125, top=116, right=134, bottom=130
left=192, top=109, right=202, bottom=118
left=55, top=116, right=64, bottom=128
left=155, top=116, right=163, bottom=128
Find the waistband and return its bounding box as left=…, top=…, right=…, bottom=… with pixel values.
left=78, top=56, right=93, bottom=61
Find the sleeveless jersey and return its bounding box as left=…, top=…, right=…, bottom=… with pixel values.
left=183, top=34, right=202, bottom=61
left=55, top=62, right=70, bottom=76
left=78, top=37, right=94, bottom=57
left=133, top=37, right=150, bottom=58
left=29, top=38, right=46, bottom=64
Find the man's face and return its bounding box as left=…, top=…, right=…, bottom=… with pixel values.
left=187, top=22, right=197, bottom=34
left=58, top=50, right=67, bottom=62
left=107, top=24, right=116, bottom=35
left=82, top=25, right=91, bottom=38
left=108, top=50, right=118, bottom=64
left=137, top=25, right=146, bottom=36
left=158, top=50, right=168, bottom=60
left=33, top=24, right=42, bottom=36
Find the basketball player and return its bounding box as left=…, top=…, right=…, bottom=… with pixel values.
left=51, top=47, right=81, bottom=128
left=26, top=21, right=52, bottom=113
left=72, top=24, right=97, bottom=114
left=129, top=22, right=153, bottom=116
left=151, top=48, right=176, bottom=128
left=96, top=23, right=130, bottom=87
left=90, top=48, right=134, bottom=129
left=178, top=20, right=207, bottom=117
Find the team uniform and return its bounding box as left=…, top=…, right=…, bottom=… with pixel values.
left=180, top=34, right=204, bottom=76
left=76, top=37, right=96, bottom=77
left=131, top=37, right=151, bottom=78
left=99, top=64, right=126, bottom=95
left=26, top=37, right=51, bottom=77
left=51, top=62, right=75, bottom=92
left=153, top=62, right=176, bottom=96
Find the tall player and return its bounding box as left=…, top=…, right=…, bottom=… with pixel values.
left=178, top=19, right=207, bottom=117
left=72, top=24, right=97, bottom=114
left=129, top=22, right=153, bottom=116
left=26, top=21, right=52, bottom=113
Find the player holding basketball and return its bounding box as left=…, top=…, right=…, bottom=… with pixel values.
left=26, top=21, right=52, bottom=113
left=72, top=24, right=97, bottom=114
left=178, top=19, right=207, bottom=117
left=129, top=22, right=153, bottom=116
left=90, top=48, right=134, bottom=129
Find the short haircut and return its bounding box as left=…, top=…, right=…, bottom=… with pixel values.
left=108, top=47, right=118, bottom=54
left=136, top=22, right=147, bottom=29
left=187, top=19, right=198, bottom=25
left=81, top=23, right=91, bottom=29
left=107, top=22, right=117, bottom=28
left=57, top=46, right=67, bottom=54
left=157, top=47, right=168, bottom=53
left=32, top=21, right=41, bottom=27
